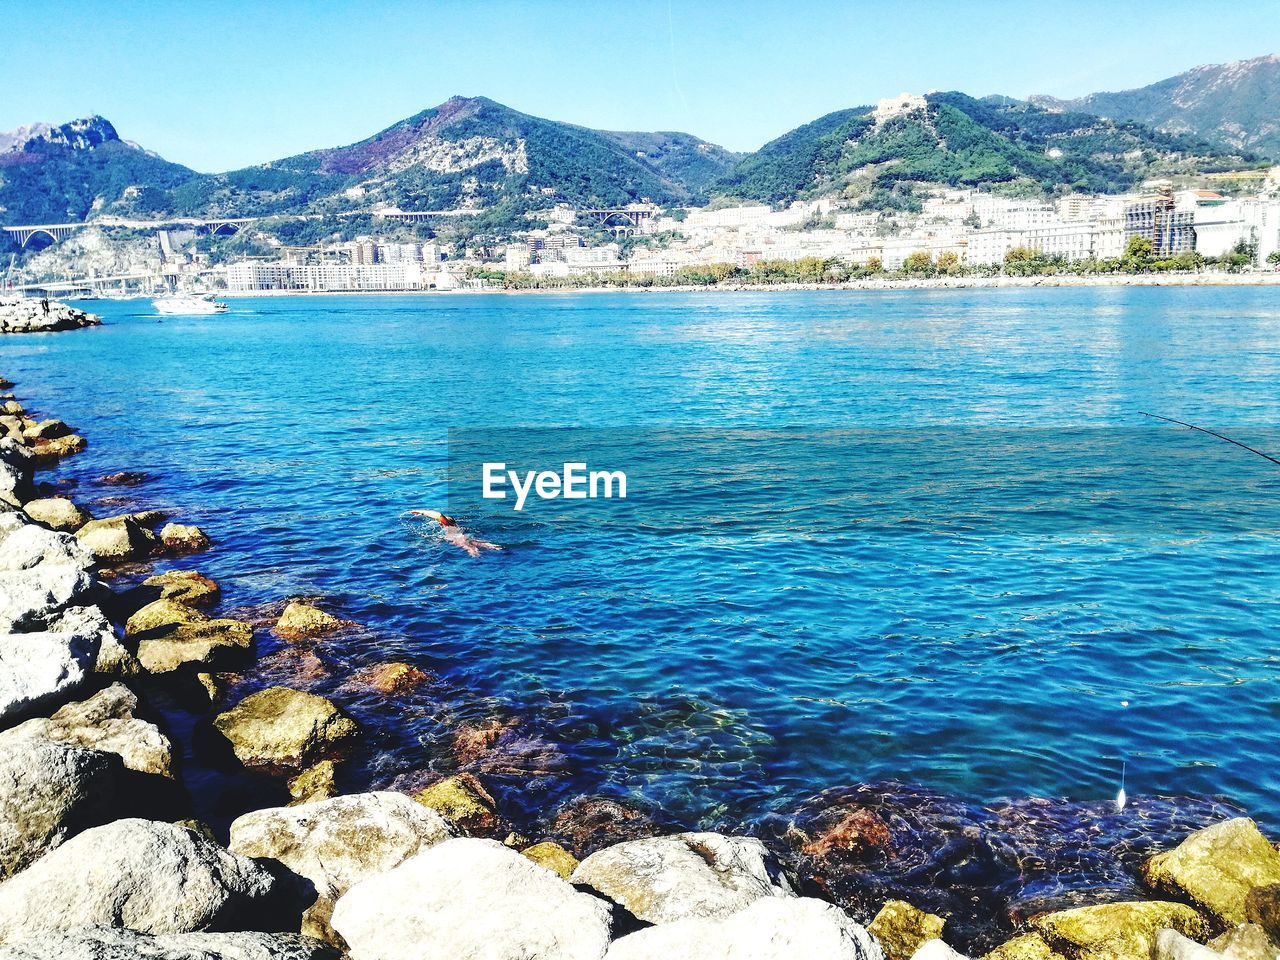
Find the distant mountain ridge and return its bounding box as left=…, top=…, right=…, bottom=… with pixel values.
left=0, top=72, right=1269, bottom=236
left=1031, top=54, right=1280, bottom=159
left=710, top=92, right=1253, bottom=203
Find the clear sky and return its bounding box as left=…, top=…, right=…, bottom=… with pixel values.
left=4, top=0, right=1278, bottom=172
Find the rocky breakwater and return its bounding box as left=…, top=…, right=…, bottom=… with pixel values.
left=0, top=298, right=100, bottom=335
left=3, top=372, right=1280, bottom=960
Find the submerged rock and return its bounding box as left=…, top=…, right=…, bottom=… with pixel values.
left=0, top=818, right=276, bottom=941
left=330, top=837, right=613, bottom=960
left=288, top=760, right=338, bottom=805
left=22, top=498, right=90, bottom=533
left=0, top=739, right=127, bottom=880
left=96, top=471, right=150, bottom=486
left=868, top=900, right=947, bottom=960
left=159, top=522, right=211, bottom=553
left=605, top=896, right=884, bottom=960
left=274, top=602, right=342, bottom=640
left=351, top=661, right=429, bottom=695
left=550, top=795, right=665, bottom=858
left=75, top=515, right=156, bottom=563
left=1029, top=901, right=1209, bottom=960
left=229, top=791, right=458, bottom=943
left=411, top=773, right=501, bottom=835
left=213, top=687, right=359, bottom=772
left=1142, top=818, right=1280, bottom=925
left=0, top=683, right=172, bottom=778
left=571, top=832, right=794, bottom=925
left=523, top=840, right=580, bottom=880
left=0, top=927, right=339, bottom=960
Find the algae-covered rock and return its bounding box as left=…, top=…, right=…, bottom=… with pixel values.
left=127, top=599, right=254, bottom=673
left=354, top=661, right=430, bottom=695
left=981, top=933, right=1066, bottom=960
left=523, top=840, right=580, bottom=880
left=214, top=686, right=359, bottom=771
left=1031, top=901, right=1210, bottom=960
left=869, top=900, right=947, bottom=960
left=1245, top=884, right=1280, bottom=941
left=289, top=760, right=338, bottom=805
left=75, top=515, right=155, bottom=562
left=411, top=773, right=500, bottom=834
left=275, top=601, right=342, bottom=640
left=23, top=498, right=90, bottom=532
left=1143, top=818, right=1280, bottom=925
left=570, top=832, right=794, bottom=925
left=140, top=568, right=221, bottom=607
left=159, top=521, right=211, bottom=553
left=31, top=434, right=86, bottom=463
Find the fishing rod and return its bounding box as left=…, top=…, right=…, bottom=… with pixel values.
left=1139, top=412, right=1280, bottom=467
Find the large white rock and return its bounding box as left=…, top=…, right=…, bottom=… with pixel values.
left=0, top=739, right=125, bottom=880
left=0, top=522, right=92, bottom=572
left=909, top=941, right=971, bottom=960
left=229, top=791, right=458, bottom=939
left=0, top=926, right=337, bottom=960
left=330, top=837, right=613, bottom=960
left=0, top=607, right=109, bottom=721
left=570, top=832, right=794, bottom=924
left=1152, top=929, right=1225, bottom=960
left=0, top=819, right=277, bottom=942
left=605, top=897, right=884, bottom=960
left=0, top=520, right=96, bottom=632
left=0, top=683, right=173, bottom=778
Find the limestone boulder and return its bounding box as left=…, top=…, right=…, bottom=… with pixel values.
left=0, top=927, right=338, bottom=960
left=1208, top=922, right=1280, bottom=959
left=213, top=687, right=359, bottom=771
left=1143, top=818, right=1280, bottom=925
left=0, top=739, right=127, bottom=880
left=75, top=515, right=156, bottom=563
left=22, top=498, right=90, bottom=533
left=909, top=943, right=969, bottom=960
left=571, top=832, right=794, bottom=925
left=159, top=522, right=211, bottom=553
left=0, top=606, right=109, bottom=720
left=274, top=602, right=342, bottom=640
left=0, top=439, right=34, bottom=507
left=412, top=773, right=501, bottom=835
left=605, top=896, right=884, bottom=960
left=868, top=900, right=947, bottom=960
left=330, top=837, right=613, bottom=960
left=229, top=791, right=458, bottom=942
left=523, top=840, right=580, bottom=880
left=0, top=819, right=277, bottom=942
left=23, top=419, right=71, bottom=441
left=0, top=683, right=172, bottom=778
left=1030, top=901, right=1210, bottom=960
left=1152, top=929, right=1224, bottom=960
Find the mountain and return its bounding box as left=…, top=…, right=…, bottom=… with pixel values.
left=166, top=97, right=732, bottom=219
left=1031, top=54, right=1280, bottom=159
left=0, top=116, right=200, bottom=223
left=712, top=92, right=1255, bottom=203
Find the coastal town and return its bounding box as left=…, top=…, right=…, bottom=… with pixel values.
left=10, top=170, right=1280, bottom=298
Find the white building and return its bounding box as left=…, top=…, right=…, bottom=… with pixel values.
left=227, top=261, right=427, bottom=292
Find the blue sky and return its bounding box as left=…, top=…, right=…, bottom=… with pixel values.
left=4, top=0, right=1278, bottom=172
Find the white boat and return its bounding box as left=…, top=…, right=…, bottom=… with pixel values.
left=152, top=293, right=228, bottom=315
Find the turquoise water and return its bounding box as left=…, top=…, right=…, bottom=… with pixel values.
left=4, top=288, right=1280, bottom=835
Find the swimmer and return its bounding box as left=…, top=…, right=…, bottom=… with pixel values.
left=408, top=509, right=502, bottom=558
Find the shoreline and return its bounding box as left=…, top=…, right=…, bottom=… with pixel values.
left=2, top=319, right=1280, bottom=959
left=214, top=271, right=1280, bottom=298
